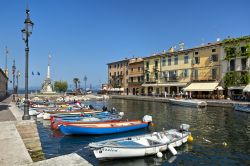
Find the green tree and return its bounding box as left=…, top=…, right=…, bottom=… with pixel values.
left=54, top=81, right=68, bottom=92
left=73, top=78, right=79, bottom=90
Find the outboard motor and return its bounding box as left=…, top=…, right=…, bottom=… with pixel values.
left=89, top=105, right=94, bottom=110
left=142, top=115, right=153, bottom=123
left=110, top=107, right=117, bottom=114
left=179, top=124, right=190, bottom=132
left=102, top=106, right=107, bottom=112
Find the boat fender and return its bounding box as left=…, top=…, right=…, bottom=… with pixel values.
left=157, top=152, right=163, bottom=158
left=168, top=144, right=177, bottom=155
left=119, top=112, right=124, bottom=116
left=188, top=135, right=194, bottom=143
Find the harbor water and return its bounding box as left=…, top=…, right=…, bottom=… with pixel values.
left=36, top=99, right=250, bottom=165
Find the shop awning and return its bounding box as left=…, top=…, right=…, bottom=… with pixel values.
left=243, top=84, right=250, bottom=92
left=228, top=86, right=245, bottom=90
left=107, top=88, right=124, bottom=91
left=142, top=83, right=187, bottom=87
left=183, top=82, right=219, bottom=91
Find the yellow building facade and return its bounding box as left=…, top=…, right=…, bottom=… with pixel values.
left=128, top=58, right=144, bottom=95
left=142, top=54, right=161, bottom=96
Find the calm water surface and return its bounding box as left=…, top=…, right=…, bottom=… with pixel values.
left=36, top=99, right=250, bottom=165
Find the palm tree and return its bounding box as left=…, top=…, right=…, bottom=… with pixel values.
left=73, top=78, right=79, bottom=90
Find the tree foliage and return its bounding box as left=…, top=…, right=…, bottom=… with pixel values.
left=223, top=71, right=250, bottom=87
left=54, top=81, right=68, bottom=92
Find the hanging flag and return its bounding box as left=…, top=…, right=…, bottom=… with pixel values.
left=37, top=72, right=40, bottom=76
left=32, top=71, right=34, bottom=75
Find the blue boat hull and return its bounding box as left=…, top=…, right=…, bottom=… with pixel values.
left=59, top=123, right=149, bottom=135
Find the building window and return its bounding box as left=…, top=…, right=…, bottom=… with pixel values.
left=118, top=71, right=119, bottom=75
left=230, top=59, right=235, bottom=71
left=109, top=72, right=111, bottom=76
left=126, top=70, right=128, bottom=75
left=120, top=71, right=122, bottom=75
left=141, top=76, right=144, bottom=81
left=174, top=56, right=178, bottom=65
left=131, top=68, right=133, bottom=72
left=138, top=67, right=140, bottom=71
left=138, top=76, right=141, bottom=82
left=212, top=68, right=217, bottom=79
left=155, top=60, right=158, bottom=68
left=169, top=70, right=177, bottom=80
left=118, top=64, right=119, bottom=68
left=194, top=57, right=200, bottom=64
left=155, top=72, right=158, bottom=80
left=131, top=77, right=133, bottom=82
left=241, top=46, right=246, bottom=53
left=195, top=51, right=198, bottom=55
left=109, top=65, right=111, bottom=69
left=121, top=64, right=123, bottom=68
left=183, top=69, right=189, bottom=77
left=146, top=61, right=149, bottom=69
left=184, top=55, right=189, bottom=64
left=168, top=57, right=171, bottom=66
left=212, top=49, right=216, bottom=52
left=162, top=57, right=166, bottom=66
left=241, top=58, right=247, bottom=70
left=117, top=80, right=120, bottom=85
left=114, top=72, right=116, bottom=76
left=162, top=71, right=166, bottom=78
left=210, top=54, right=218, bottom=62
left=114, top=64, right=116, bottom=68
left=109, top=80, right=112, bottom=84
left=193, top=69, right=198, bottom=79
left=146, top=73, right=149, bottom=81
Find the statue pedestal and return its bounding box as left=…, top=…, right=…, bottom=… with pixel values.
left=40, top=78, right=56, bottom=94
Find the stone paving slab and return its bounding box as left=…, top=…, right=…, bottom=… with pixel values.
left=24, top=153, right=92, bottom=166
left=0, top=121, right=33, bottom=166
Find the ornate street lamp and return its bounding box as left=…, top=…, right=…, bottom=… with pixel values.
left=12, top=60, right=16, bottom=102
left=21, top=8, right=34, bottom=120
left=16, top=70, right=20, bottom=97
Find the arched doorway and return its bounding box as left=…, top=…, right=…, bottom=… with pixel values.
left=148, top=87, right=153, bottom=96
left=133, top=88, right=136, bottom=95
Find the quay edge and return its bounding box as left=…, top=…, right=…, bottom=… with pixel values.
left=110, top=95, right=235, bottom=108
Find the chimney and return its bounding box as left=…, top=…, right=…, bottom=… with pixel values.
left=179, top=42, right=185, bottom=51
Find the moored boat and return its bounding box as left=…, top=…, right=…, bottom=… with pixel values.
left=89, top=124, right=191, bottom=160
left=234, top=104, right=250, bottom=113
left=169, top=98, right=207, bottom=108
left=51, top=115, right=123, bottom=130
left=59, top=115, right=152, bottom=135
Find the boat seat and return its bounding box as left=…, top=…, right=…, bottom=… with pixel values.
left=147, top=139, right=162, bottom=146
left=117, top=141, right=146, bottom=147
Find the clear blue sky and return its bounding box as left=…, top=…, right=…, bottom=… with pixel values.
left=0, top=0, right=249, bottom=90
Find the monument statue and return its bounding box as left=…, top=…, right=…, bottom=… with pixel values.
left=41, top=54, right=56, bottom=94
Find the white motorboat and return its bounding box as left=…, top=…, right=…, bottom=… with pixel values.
left=89, top=124, right=191, bottom=160
left=169, top=98, right=207, bottom=108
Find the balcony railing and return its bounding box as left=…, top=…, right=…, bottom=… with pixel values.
left=160, top=76, right=179, bottom=82
left=128, top=81, right=144, bottom=86
left=191, top=74, right=220, bottom=81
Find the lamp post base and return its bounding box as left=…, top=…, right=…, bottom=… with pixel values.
left=22, top=114, right=31, bottom=120
left=22, top=103, right=30, bottom=120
